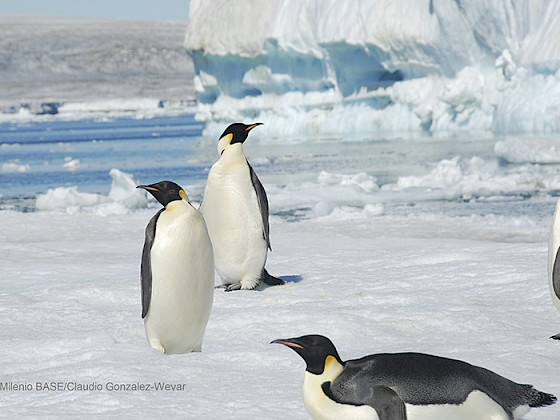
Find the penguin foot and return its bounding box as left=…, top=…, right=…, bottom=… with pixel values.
left=551, top=333, right=560, bottom=340
left=224, top=283, right=243, bottom=292
left=215, top=284, right=242, bottom=291
left=261, top=268, right=285, bottom=286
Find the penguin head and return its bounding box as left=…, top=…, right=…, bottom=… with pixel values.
left=217, top=122, right=262, bottom=155
left=137, top=181, right=189, bottom=207
left=271, top=334, right=343, bottom=375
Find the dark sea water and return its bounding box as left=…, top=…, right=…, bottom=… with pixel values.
left=1, top=113, right=559, bottom=225
left=0, top=114, right=206, bottom=208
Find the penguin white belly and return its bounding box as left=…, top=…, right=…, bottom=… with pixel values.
left=144, top=201, right=214, bottom=354
left=405, top=391, right=511, bottom=420
left=202, top=157, right=267, bottom=289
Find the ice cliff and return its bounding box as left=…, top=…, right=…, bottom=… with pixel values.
left=184, top=0, right=560, bottom=135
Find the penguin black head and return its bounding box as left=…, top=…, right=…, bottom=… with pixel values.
left=137, top=181, right=188, bottom=207
left=217, top=122, right=262, bottom=154
left=271, top=334, right=343, bottom=375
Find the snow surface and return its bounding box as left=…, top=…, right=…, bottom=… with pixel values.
left=185, top=0, right=560, bottom=136
left=1, top=132, right=560, bottom=418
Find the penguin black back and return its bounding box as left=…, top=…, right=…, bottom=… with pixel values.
left=332, top=351, right=553, bottom=416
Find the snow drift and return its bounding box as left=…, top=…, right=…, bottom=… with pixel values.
left=185, top=0, right=560, bottom=135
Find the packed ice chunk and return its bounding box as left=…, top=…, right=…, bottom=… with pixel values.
left=35, top=169, right=148, bottom=213
left=107, top=169, right=148, bottom=209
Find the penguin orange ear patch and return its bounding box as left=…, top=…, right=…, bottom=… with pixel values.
left=179, top=190, right=187, bottom=200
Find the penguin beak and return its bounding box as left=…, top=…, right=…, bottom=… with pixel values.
left=271, top=338, right=305, bottom=350
left=246, top=122, right=263, bottom=132
left=137, top=185, right=159, bottom=192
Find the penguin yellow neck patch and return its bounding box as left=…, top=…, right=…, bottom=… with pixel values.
left=323, top=355, right=343, bottom=378
left=218, top=133, right=233, bottom=155
left=179, top=190, right=188, bottom=201
left=324, top=355, right=336, bottom=369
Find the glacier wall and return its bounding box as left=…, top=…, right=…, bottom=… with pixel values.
left=185, top=0, right=560, bottom=135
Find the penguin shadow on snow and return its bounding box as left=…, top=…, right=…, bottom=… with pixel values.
left=252, top=274, right=303, bottom=291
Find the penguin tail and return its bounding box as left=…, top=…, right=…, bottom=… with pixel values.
left=528, top=388, right=556, bottom=408
left=261, top=268, right=285, bottom=286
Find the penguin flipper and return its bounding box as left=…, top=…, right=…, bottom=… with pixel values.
left=551, top=247, right=560, bottom=339
left=322, top=382, right=407, bottom=420
left=366, top=385, right=408, bottom=420
left=261, top=268, right=285, bottom=286
left=247, top=161, right=271, bottom=251
left=141, top=209, right=163, bottom=318
left=553, top=246, right=560, bottom=302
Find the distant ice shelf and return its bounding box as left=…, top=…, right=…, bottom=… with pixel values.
left=185, top=0, right=560, bottom=136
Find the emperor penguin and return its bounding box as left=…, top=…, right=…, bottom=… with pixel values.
left=548, top=197, right=560, bottom=339
left=200, top=122, right=284, bottom=291
left=138, top=181, right=214, bottom=354
left=272, top=334, right=556, bottom=420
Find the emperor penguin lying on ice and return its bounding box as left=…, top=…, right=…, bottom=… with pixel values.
left=272, top=334, right=556, bottom=420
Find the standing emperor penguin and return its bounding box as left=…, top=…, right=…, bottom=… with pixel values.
left=138, top=181, right=214, bottom=354
left=200, top=122, right=284, bottom=291
left=272, top=335, right=556, bottom=420
left=548, top=197, right=560, bottom=339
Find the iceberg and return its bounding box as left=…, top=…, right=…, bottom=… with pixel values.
left=185, top=0, right=560, bottom=135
